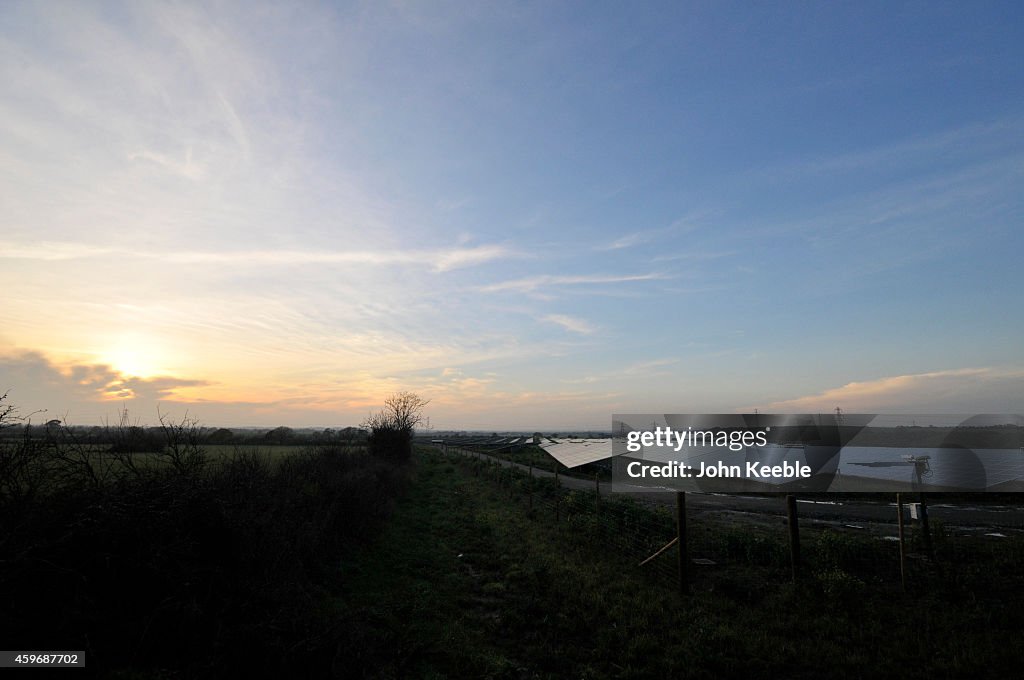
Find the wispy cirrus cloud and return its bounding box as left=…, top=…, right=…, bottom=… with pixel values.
left=0, top=241, right=516, bottom=273
left=480, top=272, right=668, bottom=294
left=596, top=213, right=714, bottom=252
left=595, top=231, right=655, bottom=251
left=652, top=250, right=734, bottom=263
left=560, top=358, right=680, bottom=385
left=541, top=314, right=597, bottom=335
left=758, top=367, right=1024, bottom=412
left=760, top=117, right=1024, bottom=181
left=128, top=149, right=208, bottom=181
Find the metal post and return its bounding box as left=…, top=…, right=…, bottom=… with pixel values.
left=676, top=491, right=688, bottom=594
left=918, top=491, right=933, bottom=561
left=528, top=461, right=534, bottom=510
left=555, top=465, right=561, bottom=523
left=897, top=493, right=907, bottom=591
left=786, top=494, right=800, bottom=582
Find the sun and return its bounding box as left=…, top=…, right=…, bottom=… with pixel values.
left=108, top=348, right=152, bottom=378
left=100, top=334, right=167, bottom=378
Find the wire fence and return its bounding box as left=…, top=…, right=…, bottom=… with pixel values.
left=432, top=444, right=1024, bottom=596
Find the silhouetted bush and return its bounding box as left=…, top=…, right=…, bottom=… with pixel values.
left=0, top=412, right=410, bottom=678
left=363, top=392, right=429, bottom=461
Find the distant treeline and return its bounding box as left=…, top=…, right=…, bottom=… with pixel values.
left=0, top=419, right=368, bottom=449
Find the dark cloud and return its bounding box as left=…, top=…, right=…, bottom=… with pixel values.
left=0, top=349, right=346, bottom=428
left=0, top=350, right=209, bottom=424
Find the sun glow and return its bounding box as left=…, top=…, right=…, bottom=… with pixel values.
left=100, top=335, right=168, bottom=379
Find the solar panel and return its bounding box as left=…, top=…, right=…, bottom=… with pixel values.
left=538, top=438, right=612, bottom=468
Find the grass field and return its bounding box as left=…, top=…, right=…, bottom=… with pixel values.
left=203, top=443, right=349, bottom=463
left=331, top=449, right=1024, bottom=679
left=3, top=431, right=1022, bottom=678
left=447, top=443, right=613, bottom=482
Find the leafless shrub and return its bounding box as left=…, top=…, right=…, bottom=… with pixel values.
left=362, top=391, right=429, bottom=461
left=0, top=392, right=50, bottom=510
left=156, top=407, right=207, bottom=476
left=45, top=415, right=117, bottom=490
left=103, top=406, right=149, bottom=477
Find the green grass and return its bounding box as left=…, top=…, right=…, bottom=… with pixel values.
left=331, top=449, right=1024, bottom=679
left=6, top=433, right=1021, bottom=678
left=203, top=443, right=336, bottom=464
left=203, top=443, right=308, bottom=455
left=452, top=444, right=613, bottom=482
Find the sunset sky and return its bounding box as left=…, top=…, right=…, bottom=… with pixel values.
left=2, top=2, right=1023, bottom=430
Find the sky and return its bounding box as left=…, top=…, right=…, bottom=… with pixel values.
left=2, top=1, right=1023, bottom=431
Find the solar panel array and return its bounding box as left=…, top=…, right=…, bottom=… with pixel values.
left=537, top=438, right=612, bottom=468
left=420, top=434, right=534, bottom=452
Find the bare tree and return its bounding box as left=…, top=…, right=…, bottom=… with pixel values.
left=362, top=392, right=429, bottom=461
left=156, top=407, right=207, bottom=476
left=0, top=392, right=50, bottom=510
left=0, top=390, right=44, bottom=431
left=104, top=405, right=144, bottom=477
left=47, top=414, right=115, bottom=489
left=0, top=391, right=15, bottom=430
left=384, top=392, right=429, bottom=432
